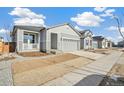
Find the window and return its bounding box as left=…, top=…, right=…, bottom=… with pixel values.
left=24, top=33, right=36, bottom=44
left=29, top=34, right=35, bottom=43
left=86, top=40, right=89, bottom=45
left=90, top=40, right=92, bottom=46
left=24, top=34, right=28, bottom=43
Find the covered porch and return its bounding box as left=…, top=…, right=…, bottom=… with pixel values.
left=22, top=31, right=40, bottom=52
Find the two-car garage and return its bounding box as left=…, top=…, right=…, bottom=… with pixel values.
left=62, top=38, right=80, bottom=52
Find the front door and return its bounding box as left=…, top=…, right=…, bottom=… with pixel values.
left=51, top=33, right=57, bottom=49
left=24, top=32, right=38, bottom=50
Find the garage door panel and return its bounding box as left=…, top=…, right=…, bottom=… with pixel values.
left=62, top=38, right=79, bottom=52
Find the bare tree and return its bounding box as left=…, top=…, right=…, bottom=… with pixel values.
left=113, top=15, right=124, bottom=40
left=2, top=24, right=12, bottom=55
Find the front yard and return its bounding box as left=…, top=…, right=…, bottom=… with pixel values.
left=1, top=49, right=122, bottom=86
left=12, top=53, right=93, bottom=85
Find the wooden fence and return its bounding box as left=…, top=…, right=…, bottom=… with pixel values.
left=0, top=42, right=15, bottom=54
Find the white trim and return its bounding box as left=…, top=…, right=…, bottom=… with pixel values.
left=23, top=30, right=40, bottom=51
left=23, top=29, right=40, bottom=34
left=62, top=37, right=80, bottom=41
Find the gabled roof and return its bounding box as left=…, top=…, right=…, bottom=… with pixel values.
left=79, top=30, right=93, bottom=38
left=47, top=23, right=81, bottom=37
left=93, top=36, right=105, bottom=41
left=79, top=29, right=92, bottom=35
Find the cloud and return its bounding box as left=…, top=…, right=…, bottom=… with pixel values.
left=94, top=7, right=106, bottom=12
left=117, top=36, right=124, bottom=42
left=100, top=9, right=115, bottom=17
left=106, top=36, right=122, bottom=44
left=71, top=12, right=104, bottom=27
left=106, top=26, right=124, bottom=42
left=118, top=36, right=123, bottom=39
left=9, top=7, right=46, bottom=26
left=0, top=29, right=11, bottom=42
left=107, top=26, right=124, bottom=32
left=74, top=25, right=83, bottom=31
left=107, top=26, right=117, bottom=31
left=107, top=36, right=113, bottom=41
left=0, top=29, right=8, bottom=34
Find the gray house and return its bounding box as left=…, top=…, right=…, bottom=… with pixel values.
left=79, top=30, right=93, bottom=50
left=12, top=23, right=81, bottom=53
left=107, top=40, right=112, bottom=48
left=92, top=36, right=108, bottom=49
left=118, top=40, right=124, bottom=47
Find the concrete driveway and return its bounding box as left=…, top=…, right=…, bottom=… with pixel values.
left=69, top=50, right=105, bottom=60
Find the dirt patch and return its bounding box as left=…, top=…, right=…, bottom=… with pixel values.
left=61, top=57, right=93, bottom=68
left=46, top=53, right=79, bottom=63
left=18, top=52, right=48, bottom=57
left=0, top=56, right=16, bottom=62
left=13, top=63, right=74, bottom=85
left=12, top=59, right=52, bottom=74
left=109, top=64, right=124, bottom=76
left=12, top=53, right=80, bottom=74
left=90, top=49, right=111, bottom=55
left=13, top=57, right=92, bottom=86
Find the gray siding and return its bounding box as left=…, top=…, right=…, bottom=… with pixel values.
left=40, top=30, right=46, bottom=52
left=17, top=29, right=23, bottom=52
left=46, top=25, right=80, bottom=52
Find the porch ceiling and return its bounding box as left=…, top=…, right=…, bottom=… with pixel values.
left=14, top=25, right=45, bottom=32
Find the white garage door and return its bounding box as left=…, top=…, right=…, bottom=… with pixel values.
left=62, top=38, right=79, bottom=52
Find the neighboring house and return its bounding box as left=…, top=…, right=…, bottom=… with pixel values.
left=118, top=40, right=124, bottom=47
left=79, top=30, right=93, bottom=50
left=107, top=40, right=112, bottom=48
left=92, top=36, right=108, bottom=49
left=12, top=23, right=81, bottom=53
left=105, top=38, right=109, bottom=48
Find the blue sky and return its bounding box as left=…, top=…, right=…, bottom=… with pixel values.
left=0, top=7, right=124, bottom=43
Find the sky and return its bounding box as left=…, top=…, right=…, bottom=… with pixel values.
left=0, top=7, right=124, bottom=43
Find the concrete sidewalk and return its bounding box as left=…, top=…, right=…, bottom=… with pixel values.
left=0, top=61, right=13, bottom=86
left=44, top=51, right=123, bottom=86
